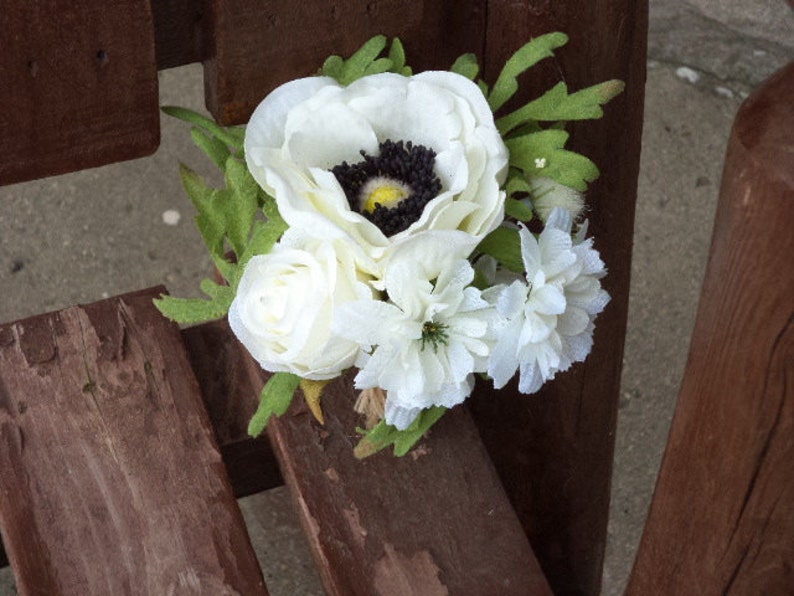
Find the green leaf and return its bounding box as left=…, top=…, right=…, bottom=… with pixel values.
left=497, top=79, right=625, bottom=135
left=506, top=129, right=599, bottom=191
left=450, top=53, right=480, bottom=80
left=211, top=253, right=238, bottom=287
left=153, top=294, right=229, bottom=325
left=388, top=38, right=412, bottom=76
left=190, top=127, right=232, bottom=171
left=323, top=35, right=391, bottom=85
left=504, top=198, right=534, bottom=222
left=476, top=226, right=523, bottom=273
left=223, top=157, right=260, bottom=256
left=505, top=175, right=533, bottom=198
left=488, top=32, right=569, bottom=113
left=199, top=278, right=234, bottom=305
left=354, top=406, right=447, bottom=458
left=248, top=373, right=302, bottom=437
left=237, top=218, right=288, bottom=271
left=179, top=164, right=226, bottom=257
left=162, top=106, right=243, bottom=151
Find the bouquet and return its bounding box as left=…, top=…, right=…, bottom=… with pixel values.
left=156, top=33, right=622, bottom=457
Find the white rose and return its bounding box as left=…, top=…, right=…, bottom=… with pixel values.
left=228, top=231, right=373, bottom=380
left=244, top=71, right=508, bottom=270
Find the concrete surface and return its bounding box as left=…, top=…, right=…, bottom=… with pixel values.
left=0, top=2, right=792, bottom=594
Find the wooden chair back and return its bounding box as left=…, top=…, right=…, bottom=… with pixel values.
left=17, top=2, right=792, bottom=595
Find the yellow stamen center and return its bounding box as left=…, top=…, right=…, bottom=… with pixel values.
left=363, top=184, right=409, bottom=214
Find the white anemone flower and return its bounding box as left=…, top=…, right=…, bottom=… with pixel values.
left=244, top=71, right=508, bottom=273
left=487, top=208, right=609, bottom=393
left=334, top=248, right=496, bottom=430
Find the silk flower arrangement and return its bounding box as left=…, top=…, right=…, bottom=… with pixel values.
left=156, top=33, right=622, bottom=457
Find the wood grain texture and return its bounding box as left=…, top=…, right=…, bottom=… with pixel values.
left=467, top=2, right=648, bottom=594
left=0, top=0, right=160, bottom=186
left=182, top=318, right=284, bottom=497
left=202, top=0, right=487, bottom=125
left=250, top=361, right=552, bottom=595
left=0, top=288, right=266, bottom=595
left=152, top=0, right=206, bottom=70
left=627, top=61, right=794, bottom=595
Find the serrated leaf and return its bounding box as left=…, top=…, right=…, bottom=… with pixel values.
left=237, top=218, right=288, bottom=271
left=450, top=53, right=480, bottom=80
left=476, top=226, right=523, bottom=273
left=162, top=106, right=243, bottom=151
left=506, top=129, right=599, bottom=191
left=223, top=157, right=259, bottom=255
left=199, top=278, right=234, bottom=305
left=488, top=32, right=569, bottom=113
left=354, top=406, right=447, bottom=458
left=190, top=127, right=232, bottom=171
left=497, top=79, right=625, bottom=135
left=212, top=253, right=238, bottom=287
left=325, top=35, right=389, bottom=85
left=248, top=373, right=302, bottom=437
left=153, top=294, right=229, bottom=325
left=504, top=198, right=534, bottom=222
left=179, top=164, right=226, bottom=257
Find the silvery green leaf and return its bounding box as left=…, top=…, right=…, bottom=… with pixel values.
left=162, top=106, right=243, bottom=151
left=450, top=53, right=480, bottom=81
left=488, top=32, right=568, bottom=113
left=354, top=406, right=447, bottom=458
left=506, top=129, right=599, bottom=191
left=248, top=373, right=302, bottom=437
left=476, top=227, right=524, bottom=273
left=497, top=79, right=625, bottom=135
left=190, top=127, right=231, bottom=171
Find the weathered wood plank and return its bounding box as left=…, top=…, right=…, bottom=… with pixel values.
left=468, top=2, right=648, bottom=594
left=627, top=61, right=794, bottom=595
left=0, top=288, right=266, bottom=594
left=248, top=361, right=552, bottom=595
left=182, top=318, right=283, bottom=497
left=152, top=0, right=206, bottom=70
left=0, top=0, right=160, bottom=186
left=202, top=0, right=487, bottom=125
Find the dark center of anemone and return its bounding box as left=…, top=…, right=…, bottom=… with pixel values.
left=331, top=140, right=442, bottom=237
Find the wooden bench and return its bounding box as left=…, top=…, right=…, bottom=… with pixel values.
left=1, top=1, right=791, bottom=594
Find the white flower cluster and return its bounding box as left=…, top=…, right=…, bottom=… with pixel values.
left=229, top=71, right=608, bottom=430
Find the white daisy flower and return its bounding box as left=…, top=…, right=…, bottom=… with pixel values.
left=334, top=247, right=496, bottom=430
left=487, top=207, right=609, bottom=393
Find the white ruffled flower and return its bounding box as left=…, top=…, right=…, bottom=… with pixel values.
left=487, top=208, right=609, bottom=393
left=244, top=71, right=508, bottom=272
left=228, top=229, right=374, bottom=380
left=334, top=248, right=496, bottom=430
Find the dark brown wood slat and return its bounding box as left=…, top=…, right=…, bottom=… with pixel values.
left=627, top=61, right=794, bottom=595
left=202, top=0, right=487, bottom=125
left=468, top=2, right=649, bottom=594
left=0, top=288, right=267, bottom=594
left=248, top=361, right=552, bottom=595
left=152, top=0, right=206, bottom=70
left=182, top=318, right=283, bottom=497
left=0, top=0, right=160, bottom=186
